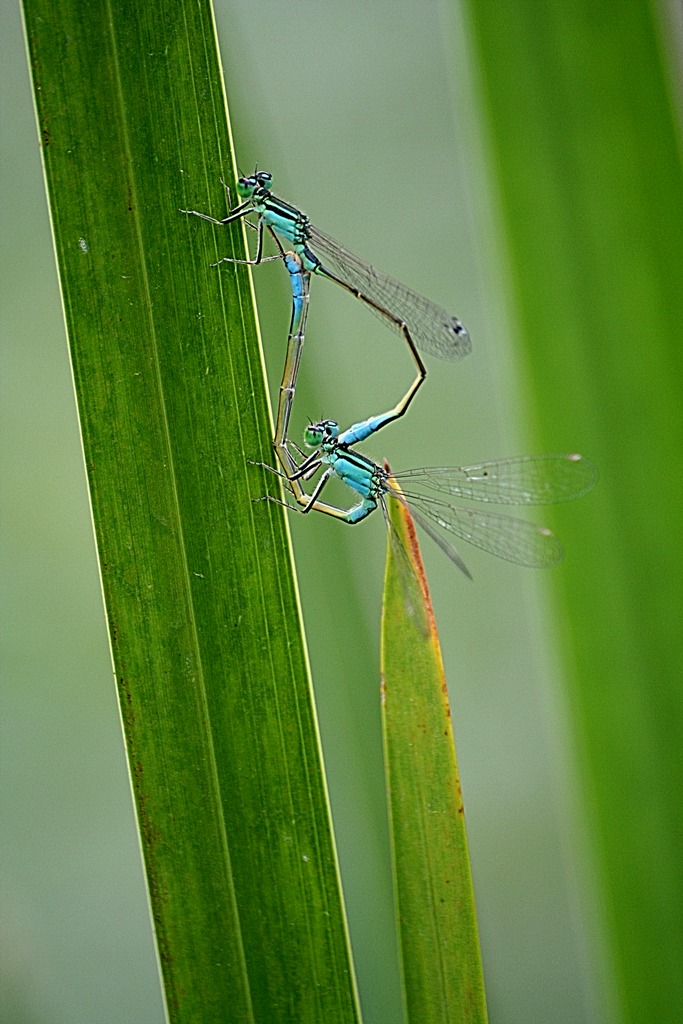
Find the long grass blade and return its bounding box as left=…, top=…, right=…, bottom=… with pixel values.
left=21, top=1, right=360, bottom=1020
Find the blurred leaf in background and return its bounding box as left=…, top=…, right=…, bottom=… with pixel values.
left=465, top=0, right=683, bottom=1020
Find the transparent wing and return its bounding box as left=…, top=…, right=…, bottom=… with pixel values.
left=389, top=491, right=472, bottom=578
left=393, top=488, right=565, bottom=568
left=307, top=224, right=471, bottom=362
left=394, top=454, right=597, bottom=505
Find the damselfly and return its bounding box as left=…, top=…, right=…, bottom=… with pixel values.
left=182, top=170, right=472, bottom=411
left=259, top=413, right=597, bottom=579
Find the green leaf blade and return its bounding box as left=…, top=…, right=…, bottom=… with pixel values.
left=381, top=494, right=487, bottom=1024
left=22, top=1, right=360, bottom=1020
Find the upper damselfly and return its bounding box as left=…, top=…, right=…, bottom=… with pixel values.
left=182, top=169, right=472, bottom=410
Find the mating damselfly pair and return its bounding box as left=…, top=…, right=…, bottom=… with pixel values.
left=182, top=171, right=596, bottom=578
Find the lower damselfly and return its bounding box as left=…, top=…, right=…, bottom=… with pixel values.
left=258, top=412, right=597, bottom=579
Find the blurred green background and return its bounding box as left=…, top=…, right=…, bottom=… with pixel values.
left=3, top=1, right=682, bottom=1022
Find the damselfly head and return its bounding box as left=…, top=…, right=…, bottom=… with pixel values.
left=237, top=169, right=272, bottom=199
left=304, top=419, right=339, bottom=449
left=236, top=176, right=256, bottom=198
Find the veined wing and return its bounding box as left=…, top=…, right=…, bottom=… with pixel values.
left=307, top=223, right=471, bottom=362
left=394, top=454, right=597, bottom=505
left=394, top=488, right=565, bottom=567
